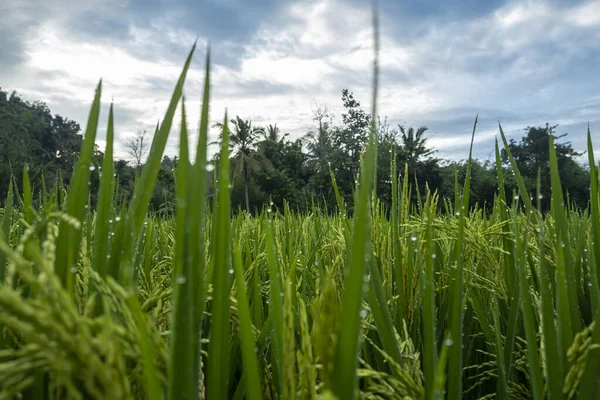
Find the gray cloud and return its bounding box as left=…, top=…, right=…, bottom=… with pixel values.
left=2, top=0, right=599, bottom=164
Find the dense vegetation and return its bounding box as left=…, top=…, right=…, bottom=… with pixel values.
left=0, top=83, right=590, bottom=215
left=1, top=41, right=599, bottom=400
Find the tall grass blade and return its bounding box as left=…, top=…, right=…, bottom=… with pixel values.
left=91, top=104, right=115, bottom=278
left=55, top=81, right=102, bottom=293
left=421, top=196, right=437, bottom=400
left=206, top=112, right=232, bottom=400
left=495, top=137, right=520, bottom=388
left=113, top=44, right=196, bottom=287
left=549, top=134, right=579, bottom=359
left=233, top=245, right=264, bottom=400
left=390, top=147, right=404, bottom=329
left=585, top=128, right=600, bottom=311
left=190, top=50, right=212, bottom=335
left=331, top=7, right=379, bottom=399
left=0, top=182, right=13, bottom=281
left=536, top=172, right=563, bottom=400
left=577, top=307, right=600, bottom=397
left=169, top=99, right=196, bottom=400
left=22, top=167, right=33, bottom=224
left=126, top=294, right=160, bottom=400
left=498, top=123, right=532, bottom=211
left=492, top=294, right=508, bottom=400
left=514, top=210, right=544, bottom=400
left=367, top=256, right=402, bottom=366
left=265, top=211, right=284, bottom=395
left=447, top=115, right=477, bottom=399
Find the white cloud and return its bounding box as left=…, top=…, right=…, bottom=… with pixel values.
left=239, top=51, right=334, bottom=85
left=494, top=2, right=551, bottom=27
left=567, top=1, right=600, bottom=27
left=3, top=0, right=599, bottom=163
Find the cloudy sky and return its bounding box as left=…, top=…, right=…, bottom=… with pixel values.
left=1, top=0, right=599, bottom=162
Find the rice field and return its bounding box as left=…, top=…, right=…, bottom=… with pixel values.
left=1, top=38, right=599, bottom=400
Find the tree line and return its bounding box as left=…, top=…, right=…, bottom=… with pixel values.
left=0, top=87, right=590, bottom=214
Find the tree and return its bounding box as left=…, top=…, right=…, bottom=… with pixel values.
left=263, top=123, right=288, bottom=143
left=215, top=116, right=265, bottom=213
left=440, top=160, right=497, bottom=210
left=304, top=101, right=335, bottom=202
left=326, top=90, right=372, bottom=206
left=502, top=123, right=587, bottom=209
left=304, top=124, right=332, bottom=172
left=398, top=125, right=435, bottom=167
left=124, top=129, right=149, bottom=172
left=338, top=89, right=370, bottom=161
left=0, top=88, right=82, bottom=198
left=378, top=124, right=443, bottom=208
left=375, top=117, right=400, bottom=206
left=256, top=133, right=308, bottom=211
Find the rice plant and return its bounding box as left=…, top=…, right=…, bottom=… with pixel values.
left=1, top=15, right=600, bottom=400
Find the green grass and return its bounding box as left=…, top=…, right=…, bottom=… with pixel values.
left=1, top=19, right=600, bottom=400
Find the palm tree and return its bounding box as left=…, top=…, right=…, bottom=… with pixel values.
left=261, top=123, right=290, bottom=144
left=303, top=121, right=332, bottom=172
left=398, top=125, right=435, bottom=167
left=214, top=116, right=264, bottom=212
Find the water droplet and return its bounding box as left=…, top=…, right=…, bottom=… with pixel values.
left=455, top=211, right=460, bottom=216
left=205, top=163, right=215, bottom=172
left=176, top=276, right=187, bottom=284
left=410, top=236, right=417, bottom=242
left=513, top=195, right=519, bottom=200
left=115, top=216, right=121, bottom=222
left=444, top=337, right=453, bottom=346
left=538, top=194, right=543, bottom=200
left=432, top=254, right=437, bottom=259
left=89, top=165, right=96, bottom=171
left=70, top=267, right=77, bottom=273
left=359, top=309, right=367, bottom=319
left=228, top=269, right=234, bottom=274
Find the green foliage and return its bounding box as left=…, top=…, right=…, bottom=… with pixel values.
left=1, top=85, right=590, bottom=216
left=502, top=123, right=588, bottom=209
left=0, top=88, right=83, bottom=200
